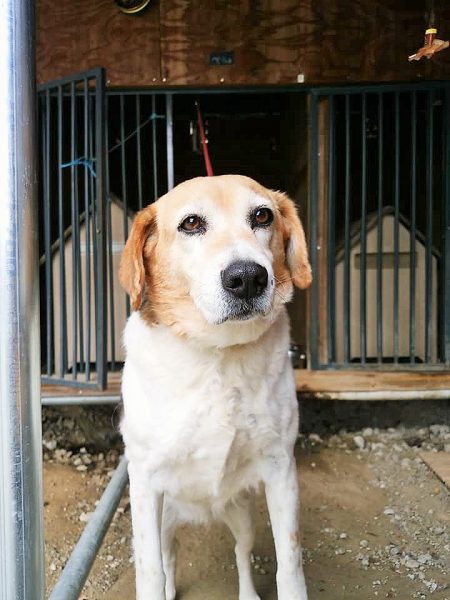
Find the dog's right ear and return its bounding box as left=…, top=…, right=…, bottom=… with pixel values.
left=119, top=203, right=157, bottom=311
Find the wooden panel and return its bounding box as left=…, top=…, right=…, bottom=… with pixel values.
left=36, top=0, right=450, bottom=87
left=41, top=370, right=450, bottom=400
left=41, top=372, right=121, bottom=399
left=159, top=0, right=450, bottom=86
left=36, top=0, right=161, bottom=86
left=420, top=452, right=450, bottom=490
left=309, top=2, right=450, bottom=83
left=295, top=370, right=450, bottom=393
left=159, top=0, right=318, bottom=85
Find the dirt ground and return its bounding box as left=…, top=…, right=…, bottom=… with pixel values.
left=43, top=427, right=450, bottom=600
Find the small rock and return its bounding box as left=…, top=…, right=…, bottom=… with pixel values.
left=79, top=511, right=94, bottom=523
left=384, top=508, right=395, bottom=516
left=43, top=439, right=57, bottom=451
left=353, top=435, right=365, bottom=450
left=405, top=558, right=420, bottom=569
left=362, top=427, right=373, bottom=437
left=417, top=554, right=432, bottom=565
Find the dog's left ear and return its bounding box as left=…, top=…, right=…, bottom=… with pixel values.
left=119, top=203, right=157, bottom=311
left=272, top=191, right=312, bottom=290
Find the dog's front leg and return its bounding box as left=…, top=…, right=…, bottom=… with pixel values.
left=128, top=462, right=166, bottom=600
left=264, top=458, right=308, bottom=600
left=221, top=494, right=261, bottom=600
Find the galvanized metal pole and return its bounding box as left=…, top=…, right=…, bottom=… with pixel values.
left=0, top=2, right=44, bottom=600
left=49, top=457, right=129, bottom=600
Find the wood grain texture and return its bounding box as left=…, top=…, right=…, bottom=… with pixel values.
left=41, top=370, right=450, bottom=399
left=159, top=0, right=318, bottom=85
left=41, top=372, right=122, bottom=398
left=420, top=452, right=450, bottom=490
left=159, top=0, right=450, bottom=86
left=36, top=0, right=450, bottom=86
left=36, top=0, right=161, bottom=86
left=295, top=370, right=450, bottom=393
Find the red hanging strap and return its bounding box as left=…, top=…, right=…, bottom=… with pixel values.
left=196, top=101, right=214, bottom=177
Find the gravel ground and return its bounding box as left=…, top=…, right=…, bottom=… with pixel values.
left=43, top=414, right=450, bottom=600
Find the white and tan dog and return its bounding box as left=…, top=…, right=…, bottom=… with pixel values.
left=119, top=175, right=312, bottom=600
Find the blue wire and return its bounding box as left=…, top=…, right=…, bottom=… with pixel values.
left=60, top=112, right=164, bottom=173
left=61, top=158, right=97, bottom=178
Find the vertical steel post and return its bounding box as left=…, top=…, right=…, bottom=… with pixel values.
left=309, top=93, right=319, bottom=369
left=119, top=93, right=130, bottom=319
left=84, top=78, right=92, bottom=381
left=343, top=94, right=351, bottom=364
left=393, top=92, right=400, bottom=363
left=166, top=93, right=175, bottom=190
left=410, top=92, right=417, bottom=363
left=94, top=69, right=107, bottom=389
left=425, top=90, right=434, bottom=363
left=376, top=92, right=384, bottom=363
left=360, top=93, right=367, bottom=365
left=0, top=2, right=44, bottom=600
left=57, top=84, right=68, bottom=377
left=136, top=95, right=143, bottom=210
left=327, top=95, right=336, bottom=365
left=442, top=87, right=450, bottom=365
left=152, top=94, right=159, bottom=200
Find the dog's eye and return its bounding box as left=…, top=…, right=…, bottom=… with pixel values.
left=251, top=207, right=273, bottom=228
left=178, top=215, right=206, bottom=234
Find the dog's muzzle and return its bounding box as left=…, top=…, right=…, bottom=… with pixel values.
left=221, top=260, right=268, bottom=301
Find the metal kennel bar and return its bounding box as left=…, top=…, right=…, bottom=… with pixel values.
left=38, top=85, right=173, bottom=389
left=0, top=2, right=45, bottom=600
left=309, top=82, right=450, bottom=370
left=38, top=68, right=107, bottom=389
left=49, top=457, right=128, bottom=600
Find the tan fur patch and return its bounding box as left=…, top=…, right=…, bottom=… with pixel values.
left=119, top=175, right=311, bottom=337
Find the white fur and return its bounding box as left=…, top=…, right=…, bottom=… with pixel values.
left=121, top=176, right=309, bottom=600
left=122, top=308, right=308, bottom=600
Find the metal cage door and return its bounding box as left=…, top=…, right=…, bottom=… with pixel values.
left=38, top=68, right=107, bottom=389
left=309, top=83, right=450, bottom=371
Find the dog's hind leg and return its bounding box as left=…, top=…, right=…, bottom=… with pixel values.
left=161, top=499, right=178, bottom=600
left=221, top=493, right=261, bottom=600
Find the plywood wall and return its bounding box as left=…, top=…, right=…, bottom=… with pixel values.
left=36, top=0, right=161, bottom=86
left=36, top=0, right=450, bottom=87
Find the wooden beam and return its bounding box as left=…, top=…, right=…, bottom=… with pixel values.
left=420, top=452, right=450, bottom=490
left=296, top=369, right=450, bottom=395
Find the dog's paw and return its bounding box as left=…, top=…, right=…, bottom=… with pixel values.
left=165, top=581, right=176, bottom=600
left=165, top=588, right=176, bottom=600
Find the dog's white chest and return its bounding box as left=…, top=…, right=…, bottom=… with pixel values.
left=121, top=311, right=296, bottom=507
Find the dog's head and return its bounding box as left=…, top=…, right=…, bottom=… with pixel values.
left=119, top=175, right=311, bottom=347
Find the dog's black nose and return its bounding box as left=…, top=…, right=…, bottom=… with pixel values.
left=221, top=261, right=268, bottom=300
